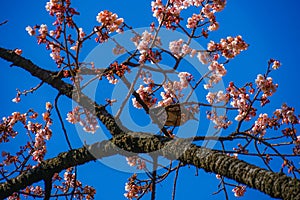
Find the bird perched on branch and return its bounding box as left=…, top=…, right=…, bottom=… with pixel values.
left=149, top=104, right=198, bottom=127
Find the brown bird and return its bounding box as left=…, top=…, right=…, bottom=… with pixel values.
left=149, top=104, right=198, bottom=127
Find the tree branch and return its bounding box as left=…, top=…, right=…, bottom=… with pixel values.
left=0, top=133, right=299, bottom=199
left=0, top=47, right=129, bottom=136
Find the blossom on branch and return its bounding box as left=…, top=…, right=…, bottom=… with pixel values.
left=96, top=10, right=124, bottom=33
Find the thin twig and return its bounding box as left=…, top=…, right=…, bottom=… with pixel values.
left=54, top=93, right=73, bottom=150
left=171, top=164, right=181, bottom=200
left=0, top=20, right=8, bottom=26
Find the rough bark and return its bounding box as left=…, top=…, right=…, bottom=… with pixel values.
left=0, top=133, right=299, bottom=199
left=1, top=47, right=300, bottom=200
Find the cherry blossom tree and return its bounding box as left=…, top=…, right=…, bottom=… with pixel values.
left=0, top=0, right=300, bottom=200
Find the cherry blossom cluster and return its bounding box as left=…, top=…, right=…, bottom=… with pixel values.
left=151, top=0, right=182, bottom=29
left=208, top=61, right=226, bottom=76
left=207, top=36, right=248, bottom=59
left=281, top=127, right=296, bottom=138
left=1, top=112, right=27, bottom=143
left=251, top=113, right=269, bottom=136
left=158, top=72, right=193, bottom=106
left=255, top=74, right=278, bottom=97
left=212, top=0, right=227, bottom=12
left=45, top=0, right=79, bottom=27
left=200, top=4, right=219, bottom=31
left=151, top=0, right=226, bottom=30
left=227, top=82, right=256, bottom=121
left=133, top=30, right=162, bottom=63
left=22, top=186, right=44, bottom=198
left=94, top=10, right=124, bottom=43
left=178, top=72, right=193, bottom=87
left=186, top=0, right=226, bottom=30
left=30, top=102, right=53, bottom=162
left=273, top=103, right=299, bottom=125
left=52, top=168, right=96, bottom=199
left=132, top=71, right=158, bottom=109
left=26, top=24, right=65, bottom=67
left=206, top=90, right=229, bottom=105
left=96, top=10, right=124, bottom=33
left=196, top=51, right=210, bottom=64
left=49, top=42, right=64, bottom=65
left=140, top=49, right=162, bottom=64
left=186, top=13, right=204, bottom=29
left=28, top=0, right=80, bottom=41
left=132, top=85, right=157, bottom=109
left=78, top=28, right=86, bottom=39
left=49, top=24, right=62, bottom=39
left=203, top=73, right=221, bottom=89
left=126, top=156, right=146, bottom=170
left=248, top=103, right=299, bottom=138
left=63, top=167, right=77, bottom=191
left=66, top=106, right=99, bottom=133
left=169, top=39, right=192, bottom=58
left=203, top=60, right=227, bottom=89
left=26, top=1, right=89, bottom=67
left=105, top=62, right=131, bottom=84
left=206, top=110, right=232, bottom=129
left=9, top=168, right=95, bottom=199
left=45, top=0, right=65, bottom=24
left=0, top=103, right=52, bottom=166
left=25, top=24, right=49, bottom=44
left=232, top=185, right=246, bottom=197
left=124, top=174, right=148, bottom=199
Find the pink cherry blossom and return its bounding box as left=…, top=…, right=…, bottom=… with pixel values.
left=25, top=26, right=36, bottom=36
left=14, top=49, right=23, bottom=55
left=96, top=10, right=124, bottom=33
left=78, top=28, right=85, bottom=39
left=255, top=74, right=278, bottom=96
left=232, top=185, right=246, bottom=197
left=272, top=60, right=281, bottom=70
left=251, top=113, right=269, bottom=136
left=132, top=85, right=157, bottom=109
left=38, top=24, right=48, bottom=37
left=197, top=51, right=209, bottom=64
left=186, top=13, right=204, bottom=28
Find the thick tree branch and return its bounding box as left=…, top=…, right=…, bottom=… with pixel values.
left=0, top=133, right=299, bottom=199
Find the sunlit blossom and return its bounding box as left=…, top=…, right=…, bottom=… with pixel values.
left=25, top=26, right=35, bottom=36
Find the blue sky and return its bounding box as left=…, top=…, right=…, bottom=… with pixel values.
left=1, top=1, right=300, bottom=199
